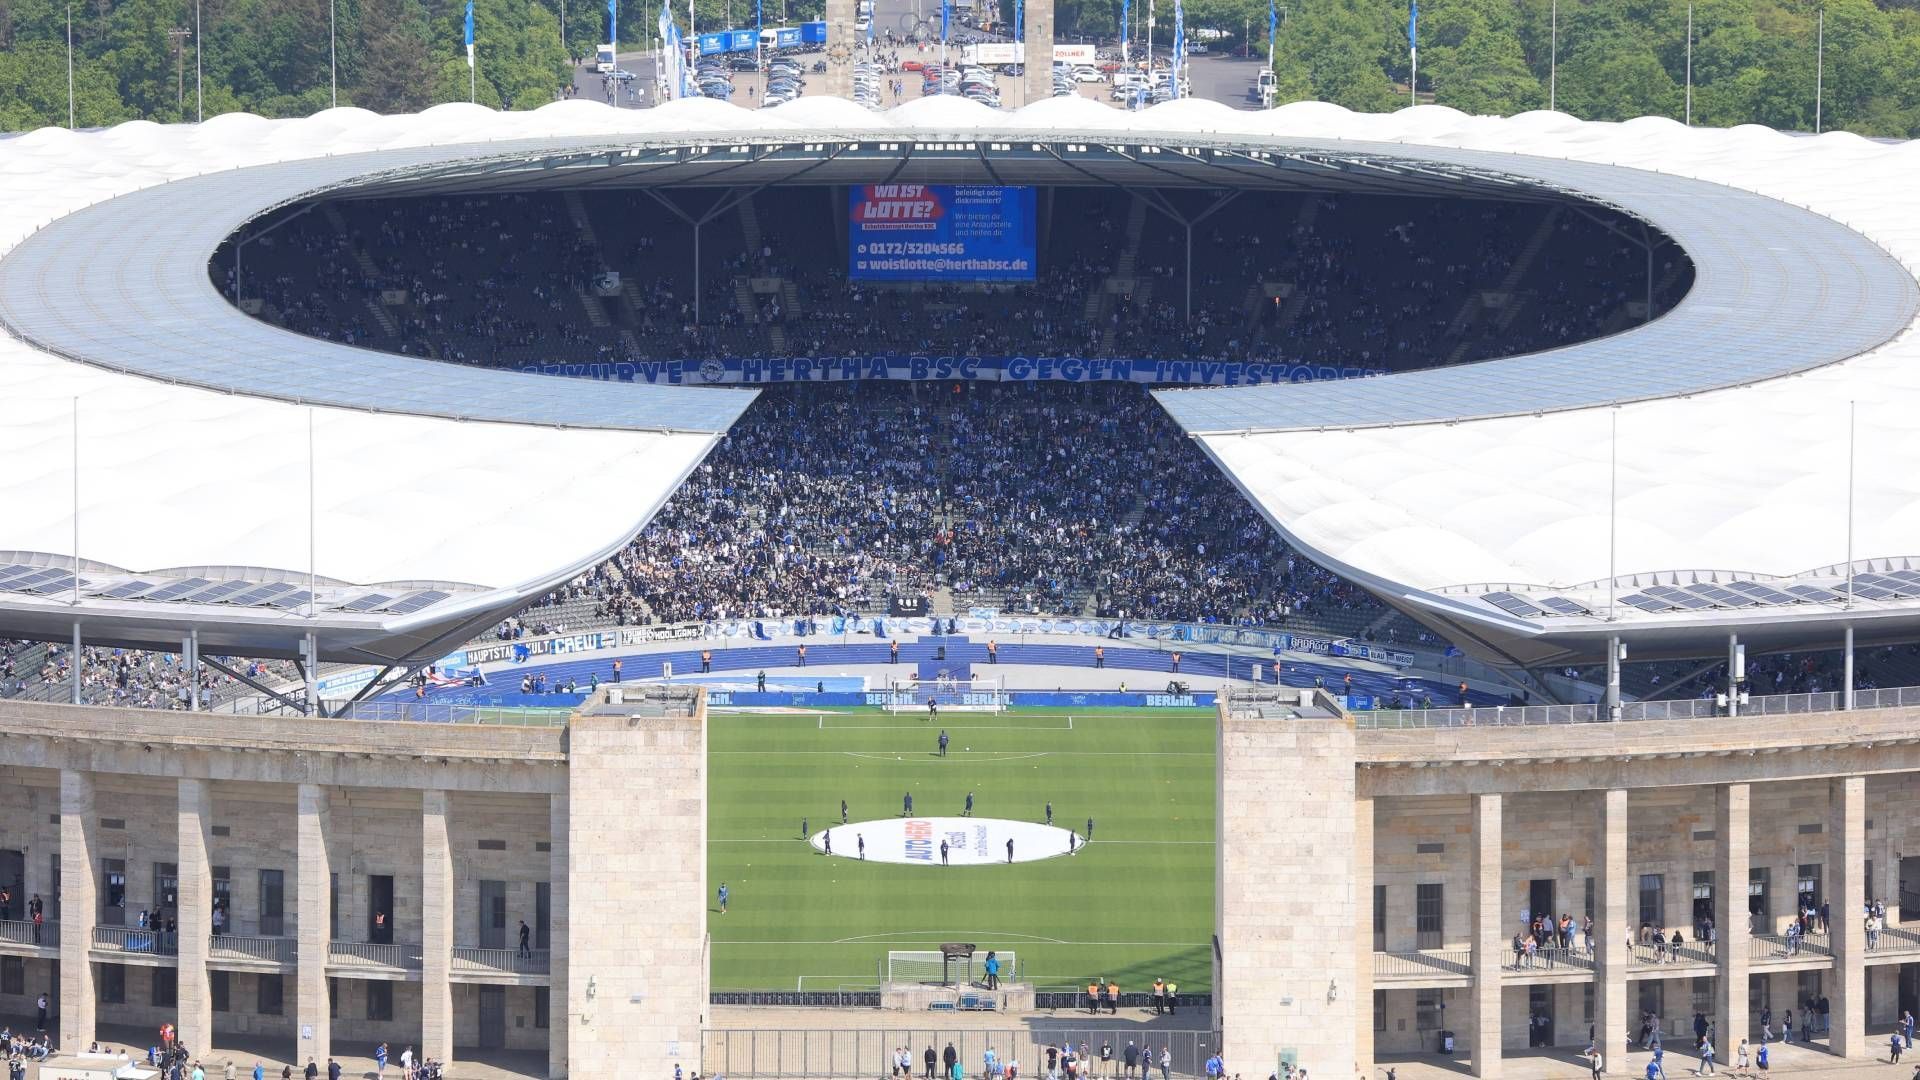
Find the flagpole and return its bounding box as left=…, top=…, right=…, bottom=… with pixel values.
left=1684, top=0, right=1692, bottom=125
left=1407, top=0, right=1416, bottom=107
left=330, top=0, right=337, bottom=106
left=66, top=5, right=75, bottom=129
left=1814, top=7, right=1824, bottom=134
left=1548, top=0, right=1557, bottom=111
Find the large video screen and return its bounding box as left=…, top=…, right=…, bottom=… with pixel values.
left=848, top=185, right=1037, bottom=282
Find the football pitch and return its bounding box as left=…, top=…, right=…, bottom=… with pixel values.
left=706, top=707, right=1217, bottom=993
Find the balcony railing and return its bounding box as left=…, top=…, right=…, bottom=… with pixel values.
left=209, top=934, right=292, bottom=964
left=0, top=920, right=56, bottom=948
left=1357, top=682, right=1920, bottom=728
left=327, top=941, right=420, bottom=970
left=452, top=946, right=551, bottom=975
left=1752, top=931, right=1830, bottom=961
left=1627, top=941, right=1715, bottom=968
left=1375, top=948, right=1471, bottom=979
left=1867, top=925, right=1920, bottom=955
left=1506, top=946, right=1597, bottom=972
left=93, top=925, right=178, bottom=956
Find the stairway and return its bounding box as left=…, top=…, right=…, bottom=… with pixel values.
left=733, top=279, right=758, bottom=323
left=1112, top=195, right=1149, bottom=281
left=574, top=285, right=612, bottom=329
left=736, top=194, right=764, bottom=259
left=321, top=204, right=400, bottom=337
left=563, top=192, right=601, bottom=247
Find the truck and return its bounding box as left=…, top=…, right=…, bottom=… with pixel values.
left=596, top=43, right=617, bottom=73
left=1255, top=68, right=1276, bottom=107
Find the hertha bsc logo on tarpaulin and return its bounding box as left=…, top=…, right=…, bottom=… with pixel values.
left=809, top=817, right=1083, bottom=866
left=699, top=358, right=727, bottom=383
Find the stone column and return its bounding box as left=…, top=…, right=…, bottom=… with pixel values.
left=1713, top=784, right=1749, bottom=1044
left=549, top=793, right=570, bottom=1080
left=177, top=778, right=215, bottom=1054
left=1021, top=0, right=1055, bottom=105
left=59, top=769, right=98, bottom=1050
left=1470, top=794, right=1504, bottom=1078
left=422, top=790, right=455, bottom=1066
left=1355, top=795, right=1375, bottom=1079
left=567, top=714, right=711, bottom=1079
left=1595, top=789, right=1629, bottom=1066
left=823, top=0, right=855, bottom=97
left=1828, top=776, right=1866, bottom=1057
left=296, top=784, right=333, bottom=1065
left=1217, top=712, right=1357, bottom=1079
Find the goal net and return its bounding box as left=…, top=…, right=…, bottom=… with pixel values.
left=881, top=675, right=1009, bottom=713
left=885, top=950, right=1018, bottom=986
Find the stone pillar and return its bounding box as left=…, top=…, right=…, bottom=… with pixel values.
left=823, top=0, right=855, bottom=97
left=566, top=714, right=709, bottom=1078
left=422, top=790, right=454, bottom=1066
left=1595, top=789, right=1629, bottom=1065
left=58, top=770, right=98, bottom=1050
left=1021, top=0, right=1055, bottom=105
left=1217, top=712, right=1357, bottom=1079
left=177, top=778, right=215, bottom=1054
left=296, top=784, right=333, bottom=1065
left=1355, top=796, right=1375, bottom=1079
left=1469, top=794, right=1503, bottom=1078
left=1828, top=776, right=1866, bottom=1057
left=549, top=793, right=570, bottom=1080
left=1713, top=784, right=1749, bottom=1044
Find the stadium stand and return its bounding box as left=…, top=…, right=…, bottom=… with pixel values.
left=220, top=187, right=1689, bottom=371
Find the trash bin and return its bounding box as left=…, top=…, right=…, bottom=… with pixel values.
left=1439, top=1031, right=1456, bottom=1056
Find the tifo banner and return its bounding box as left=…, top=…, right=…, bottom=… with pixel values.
left=848, top=185, right=1037, bottom=282
left=517, top=356, right=1386, bottom=387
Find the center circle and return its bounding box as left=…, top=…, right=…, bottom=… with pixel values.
left=810, top=817, right=1085, bottom=865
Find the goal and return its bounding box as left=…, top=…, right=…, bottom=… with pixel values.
left=881, top=675, right=1009, bottom=713
left=885, top=949, right=1018, bottom=986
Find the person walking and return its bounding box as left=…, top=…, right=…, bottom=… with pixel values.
left=717, top=882, right=729, bottom=914
left=1698, top=1038, right=1715, bottom=1075
left=1734, top=1041, right=1749, bottom=1076
left=966, top=791, right=975, bottom=816
left=1588, top=1051, right=1604, bottom=1080
left=1892, top=1032, right=1905, bottom=1065
left=1159, top=1048, right=1171, bottom=1080
left=905, top=791, right=915, bottom=816
left=1045, top=801, right=1053, bottom=825
left=517, top=920, right=532, bottom=958
left=842, top=799, right=849, bottom=824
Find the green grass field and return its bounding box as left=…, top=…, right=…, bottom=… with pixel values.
left=706, top=707, right=1217, bottom=993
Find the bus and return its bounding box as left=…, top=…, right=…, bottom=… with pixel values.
left=596, top=43, right=617, bottom=73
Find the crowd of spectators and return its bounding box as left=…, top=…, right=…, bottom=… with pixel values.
left=0, top=638, right=296, bottom=711
left=522, top=380, right=1385, bottom=628
left=222, top=185, right=1686, bottom=373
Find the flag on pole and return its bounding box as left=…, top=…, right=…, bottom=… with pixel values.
left=1172, top=0, right=1184, bottom=98
left=1408, top=0, right=1417, bottom=59
left=1268, top=0, right=1276, bottom=61
left=1121, top=0, right=1129, bottom=63
left=940, top=0, right=949, bottom=47
left=1015, top=0, right=1022, bottom=45
left=608, top=0, right=618, bottom=46
left=464, top=0, right=475, bottom=66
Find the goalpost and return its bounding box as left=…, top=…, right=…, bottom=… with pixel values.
left=881, top=674, right=1010, bottom=713
left=885, top=949, right=1018, bottom=987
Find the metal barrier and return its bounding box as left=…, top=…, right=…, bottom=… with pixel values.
left=327, top=940, right=420, bottom=969
left=93, top=925, right=177, bottom=956
left=1750, top=932, right=1830, bottom=961
left=1626, top=941, right=1715, bottom=968
left=325, top=701, right=571, bottom=725
left=209, top=934, right=292, bottom=964
left=0, top=919, right=54, bottom=947
left=1506, top=946, right=1596, bottom=972
left=452, top=946, right=551, bottom=975
left=1374, top=948, right=1471, bottom=979
left=1359, top=682, right=1920, bottom=728
left=701, top=1028, right=1221, bottom=1080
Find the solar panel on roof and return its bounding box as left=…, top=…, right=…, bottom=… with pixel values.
left=1483, top=592, right=1548, bottom=617
left=1537, top=596, right=1592, bottom=616
left=0, top=564, right=41, bottom=586
left=265, top=590, right=313, bottom=610
left=1690, top=585, right=1755, bottom=607
left=1786, top=584, right=1844, bottom=603
left=1889, top=570, right=1920, bottom=587
left=1851, top=584, right=1898, bottom=601
left=143, top=577, right=213, bottom=601
left=181, top=580, right=251, bottom=604
left=1726, top=582, right=1798, bottom=605
left=25, top=574, right=83, bottom=594
left=96, top=580, right=160, bottom=599
left=381, top=590, right=451, bottom=615
left=1854, top=574, right=1917, bottom=597
left=335, top=593, right=394, bottom=613
left=1620, top=594, right=1672, bottom=612
left=3, top=568, right=67, bottom=591
left=229, top=582, right=297, bottom=606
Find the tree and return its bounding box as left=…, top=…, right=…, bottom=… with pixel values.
left=0, top=40, right=133, bottom=128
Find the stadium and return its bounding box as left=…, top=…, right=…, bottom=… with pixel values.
left=1, top=91, right=1920, bottom=1080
